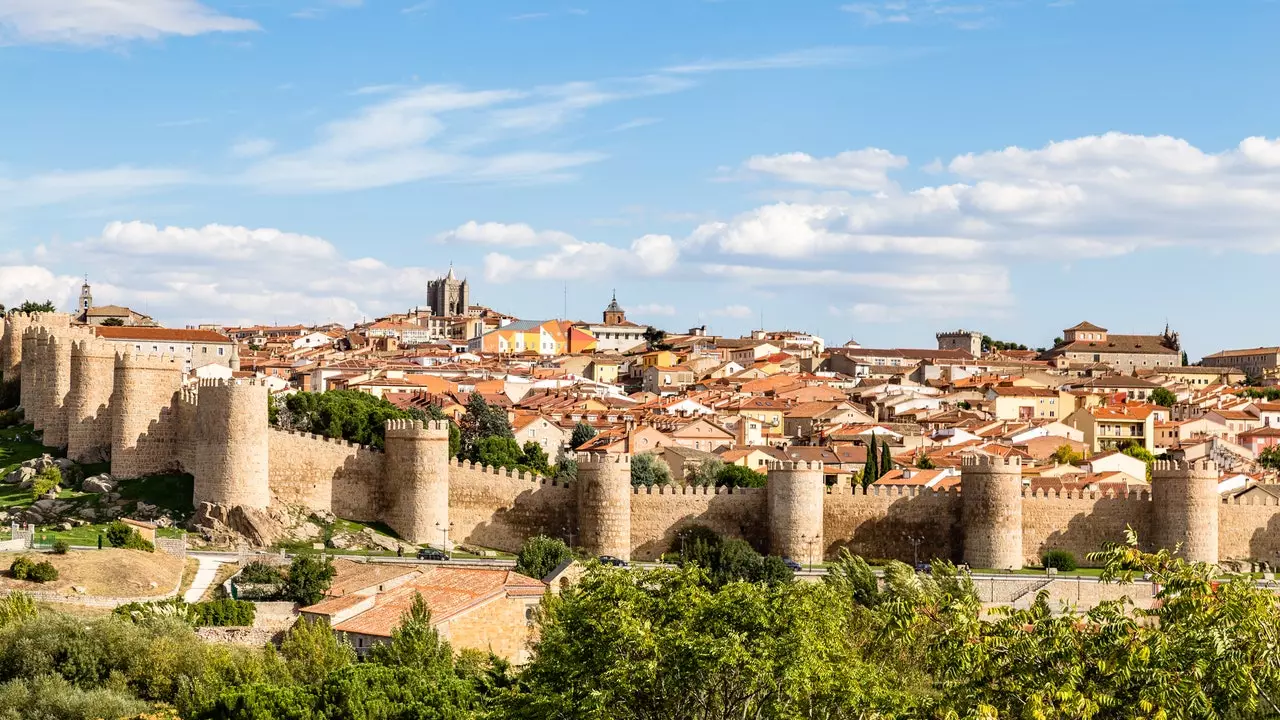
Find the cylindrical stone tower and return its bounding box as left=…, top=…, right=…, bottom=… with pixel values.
left=767, top=460, right=825, bottom=563
left=576, top=453, right=632, bottom=561
left=28, top=329, right=52, bottom=431
left=19, top=329, right=38, bottom=414
left=193, top=379, right=271, bottom=510
left=40, top=334, right=75, bottom=448
left=110, top=353, right=184, bottom=479
left=1152, top=459, right=1219, bottom=564
left=961, top=455, right=1024, bottom=570
left=67, top=339, right=118, bottom=463
left=1, top=313, right=34, bottom=385
left=383, top=419, right=451, bottom=545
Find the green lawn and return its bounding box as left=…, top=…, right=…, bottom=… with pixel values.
left=31, top=523, right=187, bottom=548
left=117, top=474, right=195, bottom=518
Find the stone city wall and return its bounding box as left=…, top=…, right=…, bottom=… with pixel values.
left=630, top=484, right=768, bottom=561
left=6, top=315, right=1280, bottom=565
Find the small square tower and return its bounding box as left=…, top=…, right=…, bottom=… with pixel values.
left=936, top=329, right=982, bottom=357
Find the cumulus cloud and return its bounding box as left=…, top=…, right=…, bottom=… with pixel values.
left=3, top=221, right=439, bottom=326
left=435, top=221, right=576, bottom=247
left=689, top=133, right=1280, bottom=262
left=709, top=304, right=754, bottom=319
left=0, top=0, right=259, bottom=45
left=631, top=303, right=677, bottom=317
left=483, top=230, right=679, bottom=283
left=744, top=148, right=908, bottom=191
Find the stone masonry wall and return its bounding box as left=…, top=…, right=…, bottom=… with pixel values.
left=66, top=339, right=117, bottom=463
left=450, top=462, right=575, bottom=553
left=630, top=485, right=768, bottom=561
left=1022, top=490, right=1152, bottom=565
left=266, top=429, right=385, bottom=521
left=1219, top=495, right=1280, bottom=562
left=110, top=354, right=185, bottom=479
left=824, top=485, right=963, bottom=563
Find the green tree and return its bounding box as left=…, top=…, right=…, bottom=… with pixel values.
left=474, top=436, right=525, bottom=470
left=515, top=536, right=573, bottom=580
left=278, top=390, right=421, bottom=448
left=283, top=554, right=336, bottom=606
left=880, top=438, right=893, bottom=477
left=459, top=393, right=513, bottom=461
left=99, top=317, right=126, bottom=327
left=12, top=300, right=56, bottom=314
left=1121, top=442, right=1156, bottom=481
left=521, top=441, right=551, bottom=475
left=505, top=564, right=918, bottom=720
left=714, top=463, right=766, bottom=488
left=643, top=326, right=670, bottom=351
left=278, top=615, right=354, bottom=685
left=569, top=421, right=597, bottom=449
left=629, top=451, right=671, bottom=487
left=914, top=451, right=936, bottom=470
left=1051, top=443, right=1084, bottom=465
left=104, top=520, right=134, bottom=548
left=1260, top=445, right=1280, bottom=471
left=862, top=434, right=880, bottom=486
left=1150, top=386, right=1178, bottom=407
left=686, top=458, right=724, bottom=486
left=29, top=465, right=60, bottom=502
left=369, top=593, right=457, bottom=677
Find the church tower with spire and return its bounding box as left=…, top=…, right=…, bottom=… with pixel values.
left=77, top=277, right=93, bottom=314
left=603, top=291, right=626, bottom=325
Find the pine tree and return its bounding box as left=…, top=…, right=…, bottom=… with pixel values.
left=880, top=439, right=893, bottom=477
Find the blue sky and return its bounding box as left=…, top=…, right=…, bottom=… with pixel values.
left=2, top=0, right=1279, bottom=358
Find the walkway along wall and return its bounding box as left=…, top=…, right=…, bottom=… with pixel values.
left=4, top=315, right=1279, bottom=564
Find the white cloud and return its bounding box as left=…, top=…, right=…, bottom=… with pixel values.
left=2, top=221, right=438, bottom=326
left=240, top=83, right=616, bottom=192
left=709, top=304, right=754, bottom=319
left=631, top=303, right=676, bottom=317
left=0, top=0, right=258, bottom=45
left=704, top=263, right=1014, bottom=321
left=230, top=138, right=275, bottom=158
left=483, top=231, right=679, bottom=283
left=690, top=133, right=1280, bottom=262
left=610, top=118, right=661, bottom=133
left=744, top=148, right=908, bottom=191
left=688, top=202, right=984, bottom=258
left=0, top=266, right=81, bottom=310
left=0, top=166, right=195, bottom=209
left=663, top=46, right=898, bottom=74
left=842, top=2, right=990, bottom=28
left=435, top=221, right=576, bottom=247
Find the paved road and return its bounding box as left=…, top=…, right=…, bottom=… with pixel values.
left=183, top=556, right=225, bottom=603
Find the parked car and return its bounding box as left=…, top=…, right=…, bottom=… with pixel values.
left=598, top=555, right=629, bottom=567
left=417, top=548, right=448, bottom=561
left=781, top=558, right=803, bottom=572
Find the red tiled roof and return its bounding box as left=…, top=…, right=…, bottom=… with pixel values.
left=95, top=326, right=231, bottom=343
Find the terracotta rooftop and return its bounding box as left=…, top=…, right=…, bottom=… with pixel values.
left=95, top=326, right=232, bottom=343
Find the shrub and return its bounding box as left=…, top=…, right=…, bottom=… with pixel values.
left=238, top=561, right=285, bottom=585
left=123, top=533, right=156, bottom=553
left=1042, top=549, right=1078, bottom=572
left=51, top=539, right=70, bottom=555
left=8, top=556, right=35, bottom=580
left=29, top=560, right=59, bottom=583
left=284, top=554, right=336, bottom=606
left=515, top=536, right=573, bottom=580
left=192, top=599, right=256, bottom=627
left=29, top=465, right=60, bottom=501
left=104, top=521, right=133, bottom=548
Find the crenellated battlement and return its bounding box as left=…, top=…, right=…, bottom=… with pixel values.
left=578, top=452, right=632, bottom=467
left=768, top=460, right=823, bottom=472
left=962, top=454, right=1022, bottom=469
left=269, top=427, right=383, bottom=453
left=1153, top=459, right=1219, bottom=475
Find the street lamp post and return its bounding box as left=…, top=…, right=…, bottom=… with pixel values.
left=904, top=534, right=924, bottom=569
left=800, top=534, right=817, bottom=569
left=436, top=521, right=455, bottom=560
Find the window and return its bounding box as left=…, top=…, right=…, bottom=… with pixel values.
left=218, top=347, right=225, bottom=356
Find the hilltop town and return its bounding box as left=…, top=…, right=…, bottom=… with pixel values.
left=3, top=274, right=1280, bottom=577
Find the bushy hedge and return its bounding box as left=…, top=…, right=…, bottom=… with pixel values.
left=114, top=598, right=255, bottom=627
left=1042, top=549, right=1078, bottom=571
left=28, top=561, right=58, bottom=583
left=6, top=557, right=34, bottom=581
left=50, top=539, right=70, bottom=555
